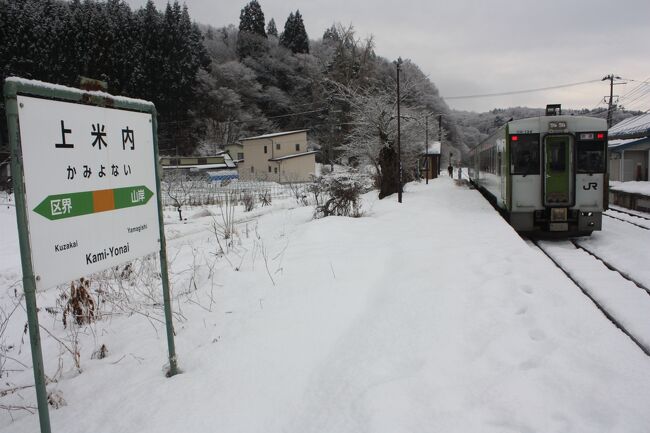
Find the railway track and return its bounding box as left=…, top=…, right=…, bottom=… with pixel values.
left=604, top=209, right=650, bottom=231
left=607, top=206, right=650, bottom=221
left=571, top=240, right=650, bottom=295
left=530, top=238, right=650, bottom=357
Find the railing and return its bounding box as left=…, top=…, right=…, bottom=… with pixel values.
left=160, top=180, right=308, bottom=207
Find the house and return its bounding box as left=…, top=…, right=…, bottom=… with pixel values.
left=238, top=129, right=317, bottom=182
left=160, top=153, right=238, bottom=182
left=224, top=142, right=244, bottom=163
left=608, top=113, right=650, bottom=181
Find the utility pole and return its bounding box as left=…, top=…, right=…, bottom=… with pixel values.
left=425, top=115, right=429, bottom=184
left=396, top=57, right=403, bottom=203
left=602, top=74, right=622, bottom=129
left=438, top=114, right=443, bottom=174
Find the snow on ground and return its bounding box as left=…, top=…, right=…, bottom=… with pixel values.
left=536, top=240, right=650, bottom=350
left=2, top=179, right=650, bottom=432
left=610, top=180, right=650, bottom=196
left=607, top=207, right=650, bottom=229
left=577, top=216, right=650, bottom=288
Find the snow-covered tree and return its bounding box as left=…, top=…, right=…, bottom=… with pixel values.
left=333, top=71, right=425, bottom=198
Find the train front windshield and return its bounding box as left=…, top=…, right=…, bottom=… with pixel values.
left=576, top=141, right=606, bottom=174
left=510, top=134, right=540, bottom=175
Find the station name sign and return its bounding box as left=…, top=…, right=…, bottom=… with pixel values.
left=17, top=95, right=160, bottom=289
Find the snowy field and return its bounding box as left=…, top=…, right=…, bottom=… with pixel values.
left=2, top=178, right=650, bottom=432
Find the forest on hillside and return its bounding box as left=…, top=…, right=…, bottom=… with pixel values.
left=0, top=0, right=464, bottom=191
left=1, top=0, right=639, bottom=192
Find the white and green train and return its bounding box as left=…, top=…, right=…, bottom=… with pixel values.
left=468, top=105, right=608, bottom=235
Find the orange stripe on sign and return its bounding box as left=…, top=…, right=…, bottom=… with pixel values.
left=93, top=189, right=115, bottom=213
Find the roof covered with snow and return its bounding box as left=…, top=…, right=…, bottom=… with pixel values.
left=162, top=163, right=233, bottom=170
left=609, top=136, right=650, bottom=152
left=268, top=150, right=318, bottom=162
left=423, top=141, right=441, bottom=155
left=609, top=113, right=650, bottom=139
left=241, top=129, right=309, bottom=141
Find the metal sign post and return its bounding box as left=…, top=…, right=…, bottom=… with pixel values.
left=4, top=78, right=178, bottom=432
left=5, top=84, right=51, bottom=433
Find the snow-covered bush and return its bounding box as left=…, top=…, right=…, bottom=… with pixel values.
left=313, top=169, right=372, bottom=218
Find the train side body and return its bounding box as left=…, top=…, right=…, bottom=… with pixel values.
left=468, top=115, right=608, bottom=234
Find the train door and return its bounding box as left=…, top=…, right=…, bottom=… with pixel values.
left=543, top=135, right=573, bottom=206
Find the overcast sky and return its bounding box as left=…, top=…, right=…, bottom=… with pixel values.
left=127, top=0, right=650, bottom=113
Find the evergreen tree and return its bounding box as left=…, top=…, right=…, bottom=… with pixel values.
left=236, top=0, right=268, bottom=58
left=322, top=25, right=339, bottom=43
left=238, top=0, right=266, bottom=37
left=103, top=0, right=138, bottom=93
left=292, top=10, right=309, bottom=54
left=279, top=10, right=309, bottom=54
left=131, top=0, right=164, bottom=102
left=267, top=18, right=277, bottom=37
left=157, top=1, right=210, bottom=153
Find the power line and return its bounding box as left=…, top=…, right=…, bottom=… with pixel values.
left=621, top=87, right=650, bottom=110
left=158, top=106, right=331, bottom=126
left=443, top=79, right=602, bottom=100
left=617, top=77, right=650, bottom=108
left=618, top=76, right=649, bottom=101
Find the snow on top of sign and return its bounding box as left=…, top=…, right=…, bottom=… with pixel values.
left=5, top=77, right=155, bottom=107
left=609, top=113, right=650, bottom=138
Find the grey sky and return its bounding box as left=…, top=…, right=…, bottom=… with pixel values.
left=127, top=0, right=650, bottom=113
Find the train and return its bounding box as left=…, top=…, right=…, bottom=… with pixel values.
left=467, top=105, right=608, bottom=235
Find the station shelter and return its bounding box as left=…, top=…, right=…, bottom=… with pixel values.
left=420, top=141, right=441, bottom=180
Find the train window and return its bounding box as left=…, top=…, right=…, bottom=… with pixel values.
left=510, top=134, right=540, bottom=175
left=548, top=141, right=566, bottom=172
left=577, top=141, right=606, bottom=173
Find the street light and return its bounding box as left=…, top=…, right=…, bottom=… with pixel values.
left=395, top=57, right=403, bottom=203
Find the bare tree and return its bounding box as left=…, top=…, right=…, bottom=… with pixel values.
left=162, top=170, right=193, bottom=221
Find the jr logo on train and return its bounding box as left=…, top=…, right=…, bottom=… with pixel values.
left=468, top=104, right=608, bottom=235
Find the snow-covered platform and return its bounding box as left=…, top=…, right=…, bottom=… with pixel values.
left=2, top=178, right=650, bottom=433
left=610, top=181, right=650, bottom=212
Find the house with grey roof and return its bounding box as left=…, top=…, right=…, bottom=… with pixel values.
left=608, top=113, right=650, bottom=181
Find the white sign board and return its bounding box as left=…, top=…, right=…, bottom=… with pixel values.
left=17, top=95, right=160, bottom=289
